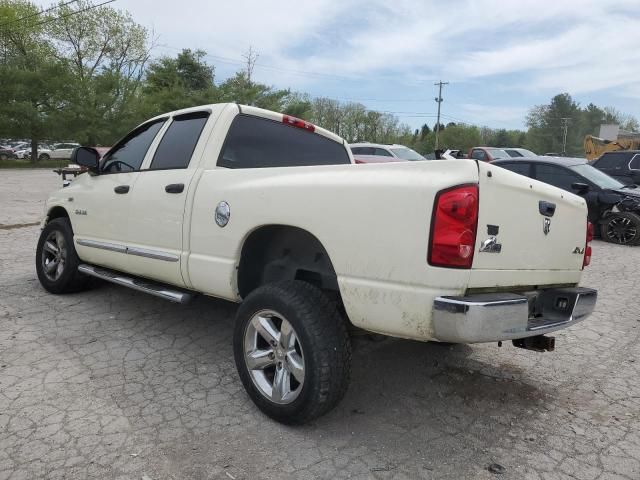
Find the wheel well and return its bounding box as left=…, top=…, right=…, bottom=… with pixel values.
left=237, top=226, right=339, bottom=299
left=46, top=206, right=69, bottom=223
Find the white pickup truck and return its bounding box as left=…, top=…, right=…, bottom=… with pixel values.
left=36, top=103, right=597, bottom=424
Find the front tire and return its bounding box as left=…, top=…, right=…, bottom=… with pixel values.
left=38, top=153, right=50, bottom=161
left=36, top=217, right=90, bottom=293
left=601, top=212, right=640, bottom=245
left=233, top=281, right=351, bottom=424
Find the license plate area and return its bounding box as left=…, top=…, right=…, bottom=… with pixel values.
left=526, top=288, right=580, bottom=330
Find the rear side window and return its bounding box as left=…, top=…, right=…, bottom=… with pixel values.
left=534, top=164, right=583, bottom=191
left=374, top=148, right=393, bottom=157
left=218, top=115, right=350, bottom=168
left=497, top=162, right=531, bottom=177
left=504, top=149, right=523, bottom=157
left=596, top=152, right=628, bottom=168
left=102, top=119, right=165, bottom=173
left=149, top=112, right=209, bottom=170
left=471, top=149, right=487, bottom=161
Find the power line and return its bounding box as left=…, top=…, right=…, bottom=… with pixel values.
left=0, top=0, right=80, bottom=29
left=10, top=0, right=116, bottom=31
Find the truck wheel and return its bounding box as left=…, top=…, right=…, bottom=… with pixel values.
left=233, top=280, right=351, bottom=424
left=601, top=212, right=640, bottom=245
left=36, top=218, right=90, bottom=293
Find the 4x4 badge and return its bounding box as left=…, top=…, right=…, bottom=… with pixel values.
left=543, top=217, right=551, bottom=235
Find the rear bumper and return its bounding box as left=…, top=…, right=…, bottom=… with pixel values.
left=432, top=287, right=597, bottom=343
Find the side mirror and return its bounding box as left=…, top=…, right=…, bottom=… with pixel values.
left=71, top=147, right=100, bottom=174
left=571, top=182, right=590, bottom=194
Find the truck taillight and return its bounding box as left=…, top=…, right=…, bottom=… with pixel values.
left=583, top=221, right=593, bottom=268
left=282, top=114, right=315, bottom=132
left=428, top=184, right=479, bottom=269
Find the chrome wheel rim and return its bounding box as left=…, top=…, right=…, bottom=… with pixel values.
left=243, top=310, right=305, bottom=405
left=41, top=230, right=67, bottom=281
left=606, top=217, right=637, bottom=244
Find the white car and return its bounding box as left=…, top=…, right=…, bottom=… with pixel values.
left=49, top=142, right=81, bottom=160
left=350, top=142, right=426, bottom=161
left=37, top=103, right=597, bottom=424
left=15, top=144, right=53, bottom=160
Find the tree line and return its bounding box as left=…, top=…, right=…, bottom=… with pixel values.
left=1, top=0, right=637, bottom=161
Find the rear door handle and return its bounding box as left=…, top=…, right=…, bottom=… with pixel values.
left=114, top=185, right=129, bottom=194
left=165, top=183, right=185, bottom=194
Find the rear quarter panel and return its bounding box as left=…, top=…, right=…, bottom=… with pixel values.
left=187, top=160, right=479, bottom=340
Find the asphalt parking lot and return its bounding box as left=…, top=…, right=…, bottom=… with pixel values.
left=1, top=169, right=639, bottom=480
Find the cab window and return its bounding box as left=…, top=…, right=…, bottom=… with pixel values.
left=149, top=112, right=209, bottom=170
left=219, top=115, right=350, bottom=168
left=101, top=119, right=166, bottom=173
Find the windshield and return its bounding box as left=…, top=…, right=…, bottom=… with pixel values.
left=570, top=163, right=625, bottom=189
left=390, top=147, right=424, bottom=161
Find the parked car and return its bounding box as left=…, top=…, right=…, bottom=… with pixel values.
left=504, top=147, right=537, bottom=158
left=350, top=142, right=425, bottom=161
left=37, top=103, right=596, bottom=424
left=15, top=144, right=53, bottom=160
left=493, top=156, right=640, bottom=245
left=0, top=147, right=16, bottom=160
left=49, top=142, right=81, bottom=160
left=468, top=147, right=511, bottom=162
left=591, top=150, right=640, bottom=185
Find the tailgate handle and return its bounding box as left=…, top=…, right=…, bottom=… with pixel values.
left=539, top=201, right=556, bottom=217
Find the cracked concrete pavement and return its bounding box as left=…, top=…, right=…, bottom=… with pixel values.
left=1, top=169, right=639, bottom=479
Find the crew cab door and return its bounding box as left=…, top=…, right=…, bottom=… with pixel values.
left=72, top=119, right=167, bottom=273
left=122, top=111, right=210, bottom=287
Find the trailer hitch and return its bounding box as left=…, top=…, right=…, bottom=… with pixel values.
left=512, top=335, right=555, bottom=352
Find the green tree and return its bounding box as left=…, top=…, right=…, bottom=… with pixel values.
left=47, top=0, right=151, bottom=145
left=0, top=0, right=70, bottom=161
left=142, top=49, right=218, bottom=116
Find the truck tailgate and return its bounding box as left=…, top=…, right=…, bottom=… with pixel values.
left=471, top=161, right=587, bottom=286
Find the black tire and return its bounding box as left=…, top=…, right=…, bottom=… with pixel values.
left=38, top=153, right=50, bottom=161
left=36, top=217, right=90, bottom=293
left=233, top=280, right=351, bottom=424
left=600, top=212, right=640, bottom=246
left=0, top=153, right=8, bottom=160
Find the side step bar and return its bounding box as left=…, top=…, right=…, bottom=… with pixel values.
left=78, top=264, right=194, bottom=304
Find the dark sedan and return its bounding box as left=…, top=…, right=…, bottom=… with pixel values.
left=493, top=156, right=640, bottom=245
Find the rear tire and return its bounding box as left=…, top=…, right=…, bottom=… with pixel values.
left=233, top=281, right=351, bottom=424
left=36, top=218, right=90, bottom=293
left=38, top=153, right=50, bottom=161
left=600, top=212, right=640, bottom=246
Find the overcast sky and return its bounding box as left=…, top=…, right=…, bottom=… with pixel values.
left=38, top=0, right=640, bottom=130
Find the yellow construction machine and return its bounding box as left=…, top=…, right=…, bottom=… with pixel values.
left=584, top=135, right=640, bottom=161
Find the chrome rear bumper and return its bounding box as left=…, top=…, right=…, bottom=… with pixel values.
left=432, top=287, right=597, bottom=343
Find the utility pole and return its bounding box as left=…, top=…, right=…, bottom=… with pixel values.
left=434, top=80, right=449, bottom=151
left=560, top=117, right=571, bottom=156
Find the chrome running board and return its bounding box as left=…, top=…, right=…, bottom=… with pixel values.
left=78, top=264, right=194, bottom=304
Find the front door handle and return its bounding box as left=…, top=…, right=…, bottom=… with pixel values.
left=114, top=185, right=129, bottom=194
left=165, top=183, right=185, bottom=194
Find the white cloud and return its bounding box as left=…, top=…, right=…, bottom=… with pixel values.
left=32, top=0, right=640, bottom=126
